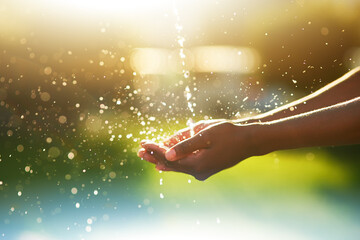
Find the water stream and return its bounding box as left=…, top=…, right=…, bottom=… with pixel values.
left=173, top=2, right=195, bottom=137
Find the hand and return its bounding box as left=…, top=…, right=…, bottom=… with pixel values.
left=163, top=119, right=226, bottom=148
left=139, top=122, right=260, bottom=181
left=138, top=119, right=227, bottom=170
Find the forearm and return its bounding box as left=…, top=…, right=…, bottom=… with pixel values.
left=247, top=97, right=360, bottom=155
left=235, top=67, right=360, bottom=124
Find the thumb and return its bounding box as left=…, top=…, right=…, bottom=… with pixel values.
left=165, top=131, right=210, bottom=161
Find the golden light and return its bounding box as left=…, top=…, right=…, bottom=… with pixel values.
left=193, top=46, right=260, bottom=74
left=130, top=46, right=260, bottom=75
left=130, top=48, right=195, bottom=75
left=130, top=48, right=170, bottom=75
left=27, top=0, right=173, bottom=16
left=346, top=48, right=360, bottom=69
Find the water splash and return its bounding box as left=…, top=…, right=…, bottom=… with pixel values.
left=173, top=2, right=195, bottom=136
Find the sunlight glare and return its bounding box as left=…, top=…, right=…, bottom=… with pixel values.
left=50, top=0, right=172, bottom=15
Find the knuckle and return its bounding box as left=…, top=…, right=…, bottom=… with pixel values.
left=222, top=121, right=234, bottom=128
left=220, top=121, right=236, bottom=132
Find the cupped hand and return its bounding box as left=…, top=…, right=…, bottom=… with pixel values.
left=139, top=122, right=259, bottom=181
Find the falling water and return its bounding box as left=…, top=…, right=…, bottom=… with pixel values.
left=173, top=2, right=195, bottom=136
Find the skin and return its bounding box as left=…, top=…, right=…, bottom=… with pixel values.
left=138, top=68, right=360, bottom=181
left=162, top=67, right=360, bottom=146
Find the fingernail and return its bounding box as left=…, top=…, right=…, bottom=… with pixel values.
left=165, top=149, right=176, bottom=161
left=137, top=150, right=145, bottom=158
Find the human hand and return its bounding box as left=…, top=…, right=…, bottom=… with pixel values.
left=138, top=119, right=227, bottom=171
left=163, top=119, right=226, bottom=148
left=139, top=122, right=260, bottom=181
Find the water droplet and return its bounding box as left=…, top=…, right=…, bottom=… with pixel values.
left=68, top=152, right=75, bottom=160
left=109, top=171, right=116, bottom=179
left=184, top=71, right=190, bottom=78
left=87, top=218, right=93, bottom=225
left=58, top=115, right=67, bottom=124
left=40, top=92, right=51, bottom=102
left=71, top=187, right=78, bottom=195
left=17, top=145, right=24, bottom=152
left=7, top=130, right=13, bottom=137
left=48, top=147, right=60, bottom=158
left=177, top=37, right=185, bottom=47
left=44, top=67, right=52, bottom=75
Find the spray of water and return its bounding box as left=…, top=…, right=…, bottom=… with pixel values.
left=173, top=1, right=195, bottom=136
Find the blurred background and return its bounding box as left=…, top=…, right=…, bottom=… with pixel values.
left=1, top=0, right=360, bottom=239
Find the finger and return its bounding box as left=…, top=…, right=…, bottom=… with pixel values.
left=142, top=151, right=159, bottom=164
left=141, top=141, right=167, bottom=154
left=163, top=128, right=191, bottom=147
left=156, top=164, right=177, bottom=172
left=163, top=120, right=224, bottom=147
left=163, top=122, right=212, bottom=147
left=165, top=131, right=210, bottom=161
left=166, top=148, right=204, bottom=168
left=141, top=141, right=169, bottom=165
left=155, top=164, right=195, bottom=177
left=157, top=161, right=193, bottom=175
left=139, top=148, right=161, bottom=164
left=138, top=148, right=146, bottom=158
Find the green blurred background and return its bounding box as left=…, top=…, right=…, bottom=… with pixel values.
left=0, top=0, right=360, bottom=239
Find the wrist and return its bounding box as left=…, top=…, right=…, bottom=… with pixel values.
left=248, top=120, right=300, bottom=155
left=234, top=123, right=275, bottom=157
